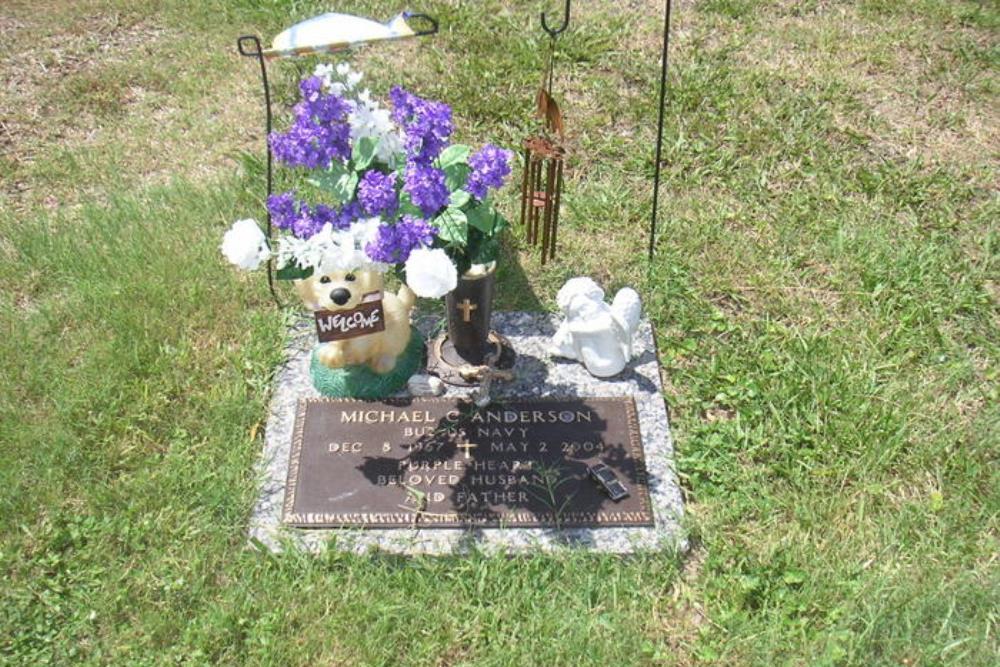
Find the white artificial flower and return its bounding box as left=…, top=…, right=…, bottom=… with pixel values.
left=313, top=63, right=334, bottom=88
left=348, top=91, right=405, bottom=165
left=314, top=64, right=405, bottom=165
left=350, top=217, right=382, bottom=247
left=312, top=62, right=363, bottom=97
left=277, top=221, right=387, bottom=276
left=221, top=219, right=270, bottom=271
left=405, top=247, right=458, bottom=298
left=275, top=235, right=308, bottom=270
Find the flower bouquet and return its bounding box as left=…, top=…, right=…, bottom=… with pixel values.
left=221, top=62, right=513, bottom=397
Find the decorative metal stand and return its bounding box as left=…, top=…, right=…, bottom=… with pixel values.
left=236, top=3, right=673, bottom=295
left=236, top=12, right=439, bottom=307
left=649, top=1, right=673, bottom=261
left=517, top=1, right=673, bottom=263
left=236, top=34, right=279, bottom=306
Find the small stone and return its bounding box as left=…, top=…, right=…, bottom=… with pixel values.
left=407, top=373, right=445, bottom=396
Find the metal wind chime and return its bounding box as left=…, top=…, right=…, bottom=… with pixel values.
left=519, top=0, right=675, bottom=265
left=520, top=0, right=571, bottom=265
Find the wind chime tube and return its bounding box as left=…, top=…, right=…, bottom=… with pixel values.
left=526, top=153, right=535, bottom=245
left=528, top=152, right=539, bottom=246
left=540, top=158, right=556, bottom=265
left=551, top=157, right=563, bottom=261
left=519, top=147, right=531, bottom=233
left=532, top=153, right=544, bottom=247
left=520, top=138, right=565, bottom=264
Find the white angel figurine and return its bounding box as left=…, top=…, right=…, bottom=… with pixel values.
left=550, top=277, right=642, bottom=378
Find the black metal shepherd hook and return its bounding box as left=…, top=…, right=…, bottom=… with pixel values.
left=541, top=0, right=571, bottom=37
left=649, top=0, right=673, bottom=261
left=540, top=0, right=571, bottom=113
left=237, top=34, right=282, bottom=307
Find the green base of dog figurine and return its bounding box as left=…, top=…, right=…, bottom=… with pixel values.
left=309, top=331, right=425, bottom=399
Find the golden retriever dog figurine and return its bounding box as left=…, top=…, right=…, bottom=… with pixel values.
left=295, top=268, right=416, bottom=374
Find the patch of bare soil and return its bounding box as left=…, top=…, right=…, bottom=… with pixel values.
left=646, top=543, right=727, bottom=665
left=732, top=3, right=999, bottom=167
left=0, top=2, right=257, bottom=211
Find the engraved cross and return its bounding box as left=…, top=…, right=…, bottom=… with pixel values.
left=457, top=298, right=478, bottom=323
left=455, top=441, right=478, bottom=459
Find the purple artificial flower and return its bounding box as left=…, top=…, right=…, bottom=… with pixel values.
left=465, top=144, right=513, bottom=201
left=404, top=164, right=449, bottom=217
left=299, top=76, right=324, bottom=104
left=301, top=79, right=351, bottom=124
left=390, top=86, right=453, bottom=164
left=268, top=79, right=352, bottom=169
left=334, top=201, right=363, bottom=229
left=357, top=170, right=398, bottom=217
left=291, top=205, right=322, bottom=239
left=269, top=117, right=350, bottom=169
left=389, top=86, right=417, bottom=125
left=398, top=215, right=436, bottom=249
left=311, top=203, right=339, bottom=228
left=365, top=215, right=437, bottom=264
left=266, top=192, right=356, bottom=239
left=266, top=191, right=298, bottom=231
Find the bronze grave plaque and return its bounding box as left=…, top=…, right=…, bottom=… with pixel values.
left=282, top=397, right=654, bottom=529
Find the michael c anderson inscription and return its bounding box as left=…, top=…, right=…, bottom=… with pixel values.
left=283, top=397, right=654, bottom=529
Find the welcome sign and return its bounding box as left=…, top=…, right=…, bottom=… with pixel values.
left=313, top=292, right=386, bottom=342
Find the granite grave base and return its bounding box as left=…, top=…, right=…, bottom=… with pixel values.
left=248, top=312, right=686, bottom=555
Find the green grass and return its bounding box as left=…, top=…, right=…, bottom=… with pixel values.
left=1, top=0, right=998, bottom=664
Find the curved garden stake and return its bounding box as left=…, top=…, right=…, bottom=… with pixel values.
left=649, top=0, right=673, bottom=261
left=541, top=0, right=571, bottom=37
left=237, top=34, right=281, bottom=307
left=539, top=0, right=570, bottom=124
left=236, top=12, right=439, bottom=307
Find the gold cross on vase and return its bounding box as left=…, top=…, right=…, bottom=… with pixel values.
left=457, top=298, right=478, bottom=323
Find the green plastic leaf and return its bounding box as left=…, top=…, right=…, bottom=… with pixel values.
left=309, top=162, right=357, bottom=204
left=352, top=136, right=378, bottom=171
left=276, top=263, right=314, bottom=281
left=465, top=204, right=496, bottom=234
left=308, top=160, right=347, bottom=188
left=470, top=236, right=499, bottom=265
left=397, top=194, right=423, bottom=218
left=434, top=207, right=468, bottom=246
left=493, top=211, right=511, bottom=233
left=437, top=144, right=471, bottom=168
left=337, top=172, right=359, bottom=204
left=449, top=189, right=471, bottom=208
left=443, top=163, right=470, bottom=191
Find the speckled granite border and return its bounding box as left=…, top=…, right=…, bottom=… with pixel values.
left=248, top=312, right=686, bottom=555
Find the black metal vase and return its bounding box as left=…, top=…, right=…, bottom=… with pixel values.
left=442, top=266, right=496, bottom=365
